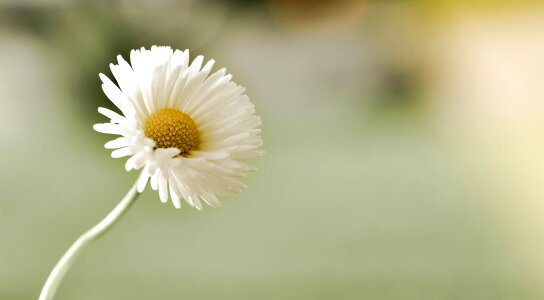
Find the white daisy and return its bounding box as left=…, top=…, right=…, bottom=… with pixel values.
left=93, top=46, right=263, bottom=210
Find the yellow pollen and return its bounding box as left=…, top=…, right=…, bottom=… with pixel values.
left=144, top=108, right=200, bottom=155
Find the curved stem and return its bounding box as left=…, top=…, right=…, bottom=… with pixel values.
left=39, top=181, right=141, bottom=300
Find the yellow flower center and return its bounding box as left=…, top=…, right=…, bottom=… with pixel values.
left=144, top=108, right=200, bottom=154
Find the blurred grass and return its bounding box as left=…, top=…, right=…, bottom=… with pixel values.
left=2, top=99, right=542, bottom=299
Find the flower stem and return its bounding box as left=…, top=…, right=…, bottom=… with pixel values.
left=39, top=181, right=141, bottom=300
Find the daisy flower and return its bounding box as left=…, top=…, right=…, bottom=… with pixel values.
left=93, top=46, right=263, bottom=209
left=39, top=46, right=264, bottom=300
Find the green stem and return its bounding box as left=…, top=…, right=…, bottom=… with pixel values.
left=39, top=181, right=140, bottom=300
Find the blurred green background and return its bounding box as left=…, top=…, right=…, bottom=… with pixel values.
left=3, top=0, right=544, bottom=299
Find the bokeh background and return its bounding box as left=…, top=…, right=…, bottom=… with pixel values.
left=2, top=0, right=544, bottom=299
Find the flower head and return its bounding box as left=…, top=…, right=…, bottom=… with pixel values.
left=94, top=46, right=263, bottom=209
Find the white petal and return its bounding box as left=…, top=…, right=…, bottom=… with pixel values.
left=189, top=151, right=230, bottom=160
left=155, top=148, right=181, bottom=159
left=158, top=172, right=168, bottom=203
left=168, top=178, right=182, bottom=209
left=99, top=73, right=134, bottom=117
left=98, top=107, right=125, bottom=123
left=202, top=193, right=222, bottom=208
left=105, top=137, right=132, bottom=149
left=125, top=152, right=147, bottom=171
left=150, top=168, right=160, bottom=191
left=132, top=152, right=149, bottom=170
left=93, top=123, right=124, bottom=135
left=137, top=165, right=151, bottom=192
left=190, top=195, right=203, bottom=210
left=111, top=146, right=138, bottom=158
